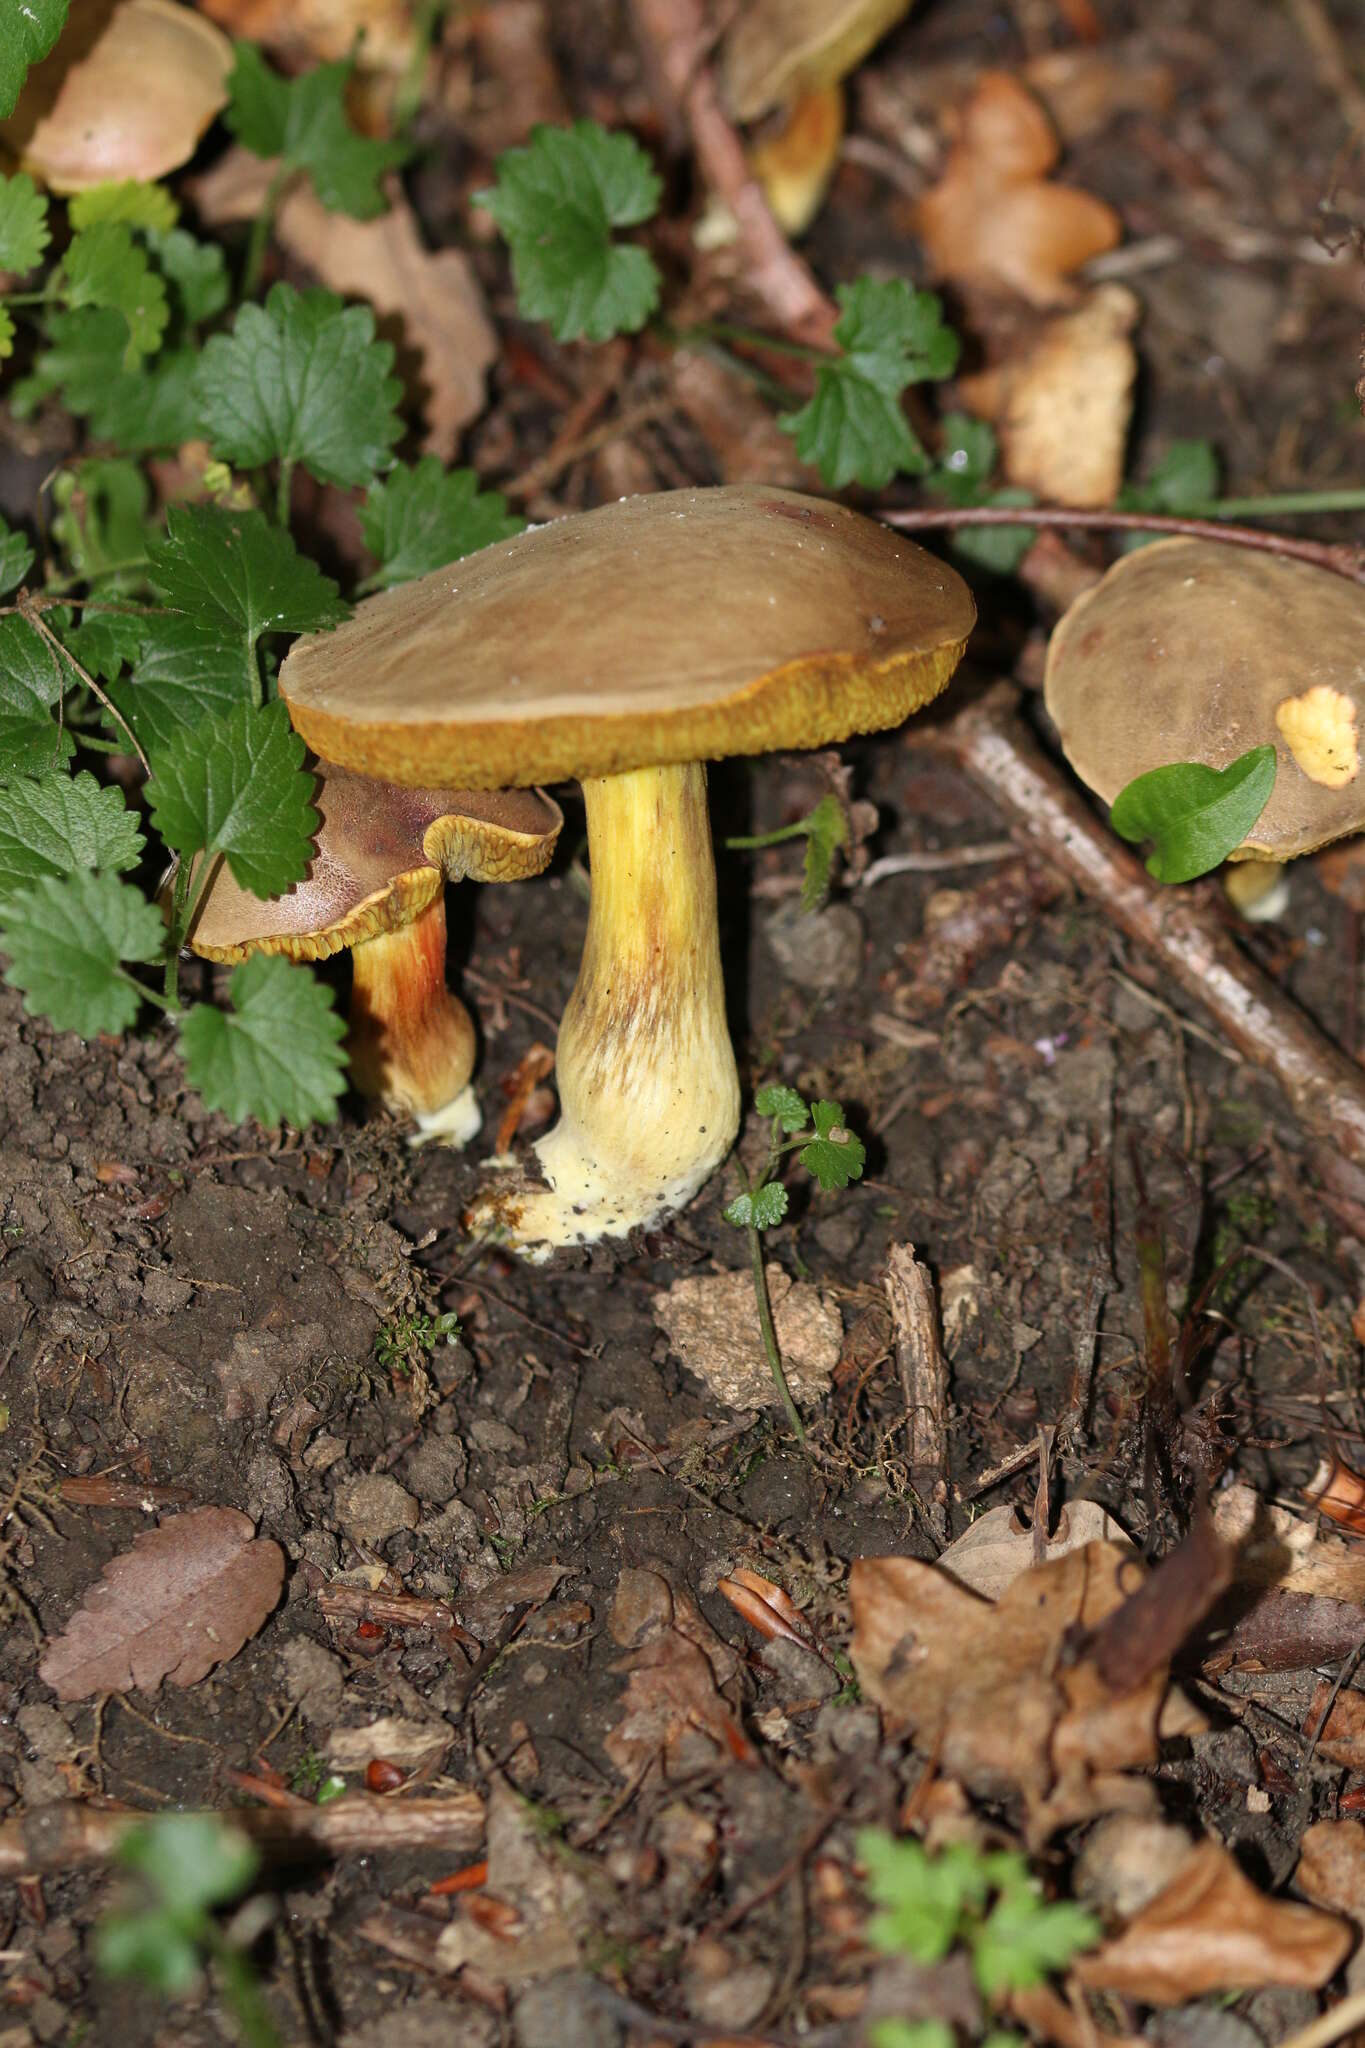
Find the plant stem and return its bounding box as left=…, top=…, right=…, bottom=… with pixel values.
left=1190, top=487, right=1365, bottom=517
left=746, top=1216, right=805, bottom=1443
left=725, top=820, right=811, bottom=850
left=242, top=167, right=293, bottom=300
left=164, top=859, right=192, bottom=1007
left=209, top=1935, right=284, bottom=2048
left=672, top=318, right=830, bottom=363
left=275, top=459, right=295, bottom=531
left=392, top=0, right=445, bottom=136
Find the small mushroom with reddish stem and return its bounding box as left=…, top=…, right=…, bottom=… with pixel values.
left=1044, top=537, right=1365, bottom=918
left=188, top=763, right=562, bottom=1145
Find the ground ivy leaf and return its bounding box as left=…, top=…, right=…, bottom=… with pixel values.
left=0, top=870, right=164, bottom=1037
left=1109, top=745, right=1277, bottom=884
left=0, top=0, right=67, bottom=121
left=0, top=714, right=74, bottom=779
left=114, top=618, right=258, bottom=755
left=754, top=1082, right=809, bottom=1132
left=781, top=279, right=959, bottom=491
left=14, top=306, right=128, bottom=417
left=63, top=608, right=146, bottom=684
left=0, top=171, right=50, bottom=273
left=179, top=953, right=346, bottom=1129
left=193, top=284, right=403, bottom=489
left=50, top=458, right=150, bottom=583
left=152, top=503, right=347, bottom=658
left=145, top=228, right=229, bottom=325
left=226, top=42, right=407, bottom=219
left=0, top=517, right=35, bottom=599
left=90, top=349, right=202, bottom=452
left=359, top=460, right=524, bottom=589
left=60, top=223, right=169, bottom=366
left=1120, top=438, right=1219, bottom=515
left=68, top=181, right=178, bottom=234
left=970, top=1893, right=1100, bottom=1995
left=801, top=1100, right=866, bottom=1190
left=0, top=771, right=143, bottom=902
left=478, top=120, right=662, bottom=343
left=0, top=614, right=67, bottom=715
left=800, top=794, right=849, bottom=912
left=723, top=1182, right=789, bottom=1230
left=146, top=699, right=318, bottom=898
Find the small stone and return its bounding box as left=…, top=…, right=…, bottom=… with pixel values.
left=334, top=1473, right=419, bottom=1545
left=276, top=1639, right=345, bottom=1728
left=764, top=898, right=864, bottom=992
left=760, top=1635, right=838, bottom=1701
left=405, top=1437, right=466, bottom=1504
left=139, top=1267, right=193, bottom=1314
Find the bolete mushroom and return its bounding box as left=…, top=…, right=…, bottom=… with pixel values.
left=2, top=0, right=232, bottom=192
left=277, top=485, right=973, bottom=1254
left=188, top=762, right=562, bottom=1145
left=1044, top=537, right=1365, bottom=912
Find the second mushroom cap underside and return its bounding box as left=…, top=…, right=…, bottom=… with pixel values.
left=278, top=485, right=976, bottom=791
left=1044, top=537, right=1365, bottom=862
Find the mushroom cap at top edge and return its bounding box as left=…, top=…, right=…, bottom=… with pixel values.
left=277, top=485, right=975, bottom=792
left=1044, top=537, right=1365, bottom=863
left=188, top=766, right=562, bottom=963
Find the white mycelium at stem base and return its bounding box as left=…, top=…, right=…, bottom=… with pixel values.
left=346, top=894, right=482, bottom=1147
left=476, top=761, right=740, bottom=1254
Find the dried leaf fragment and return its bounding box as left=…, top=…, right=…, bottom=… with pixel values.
left=1075, top=1837, right=1352, bottom=2002
left=914, top=71, right=1120, bottom=305
left=39, top=1508, right=285, bottom=1700
left=606, top=1567, right=753, bottom=1778
left=652, top=1265, right=841, bottom=1410
left=195, top=0, right=415, bottom=73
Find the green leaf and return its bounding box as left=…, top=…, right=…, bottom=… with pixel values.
left=970, top=1892, right=1100, bottom=1995
left=800, top=1100, right=866, bottom=1190
left=151, top=503, right=347, bottom=671
left=0, top=870, right=164, bottom=1036
left=225, top=42, right=407, bottom=218
left=0, top=307, right=13, bottom=360
left=0, top=0, right=67, bottom=121
left=800, top=793, right=849, bottom=912
left=14, top=306, right=128, bottom=418
left=923, top=413, right=1037, bottom=572
left=0, top=771, right=143, bottom=903
left=194, top=284, right=403, bottom=489
left=68, top=181, right=178, bottom=233
left=478, top=120, right=662, bottom=343
left=96, top=1910, right=203, bottom=1995
left=1109, top=745, right=1277, bottom=884
left=859, top=1832, right=990, bottom=1962
left=0, top=614, right=66, bottom=716
left=147, top=699, right=318, bottom=898
left=0, top=713, right=74, bottom=779
left=869, top=2023, right=956, bottom=2048
left=723, top=1182, right=789, bottom=1230
left=50, top=459, right=150, bottom=583
left=90, top=349, right=202, bottom=452
left=147, top=228, right=230, bottom=325
left=0, top=517, right=35, bottom=598
left=0, top=171, right=49, bottom=273
left=60, top=223, right=169, bottom=366
left=936, top=411, right=998, bottom=487
left=118, top=1814, right=260, bottom=1913
left=754, top=1082, right=809, bottom=1132
left=64, top=608, right=147, bottom=684
left=948, top=489, right=1037, bottom=574
left=180, top=953, right=347, bottom=1129
left=781, top=279, right=959, bottom=490
left=359, top=460, right=524, bottom=589
left=1120, top=438, right=1219, bottom=515
left=113, top=619, right=257, bottom=755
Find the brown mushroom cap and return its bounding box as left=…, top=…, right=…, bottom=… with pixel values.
left=1044, top=538, right=1365, bottom=862
left=3, top=0, right=232, bottom=193
left=189, top=766, right=562, bottom=963
left=278, top=485, right=975, bottom=790
left=723, top=0, right=914, bottom=122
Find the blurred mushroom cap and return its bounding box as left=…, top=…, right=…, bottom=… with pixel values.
left=1044, top=538, right=1365, bottom=861
left=3, top=0, right=232, bottom=192
left=189, top=765, right=562, bottom=962
left=278, top=484, right=975, bottom=790
left=723, top=0, right=913, bottom=122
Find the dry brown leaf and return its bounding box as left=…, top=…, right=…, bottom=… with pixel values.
left=937, top=1501, right=1135, bottom=1601
left=1075, top=1837, right=1352, bottom=2002
left=1297, top=1819, right=1365, bottom=1925
left=957, top=286, right=1138, bottom=507
left=188, top=152, right=496, bottom=460
left=39, top=1508, right=284, bottom=1700
left=1306, top=1453, right=1365, bottom=1535
left=606, top=1567, right=753, bottom=1777
left=1304, top=1679, right=1365, bottom=1767
left=849, top=1542, right=1164, bottom=1839
left=1214, top=1481, right=1365, bottom=1604
left=195, top=0, right=415, bottom=72
left=433, top=1776, right=587, bottom=1988
left=652, top=1266, right=841, bottom=1410
left=717, top=1567, right=815, bottom=1650
left=914, top=71, right=1120, bottom=305
left=669, top=349, right=817, bottom=487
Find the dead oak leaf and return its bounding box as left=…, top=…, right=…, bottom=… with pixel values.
left=434, top=1775, right=588, bottom=1989
left=849, top=1541, right=1165, bottom=1839
left=606, top=1566, right=754, bottom=1778
left=1075, top=1837, right=1352, bottom=2003
left=39, top=1508, right=285, bottom=1701
left=914, top=71, right=1120, bottom=305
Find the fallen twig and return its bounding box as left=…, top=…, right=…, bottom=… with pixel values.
left=923, top=686, right=1365, bottom=1168
left=885, top=1245, right=949, bottom=1542
left=628, top=0, right=837, bottom=347
left=0, top=1790, right=485, bottom=1878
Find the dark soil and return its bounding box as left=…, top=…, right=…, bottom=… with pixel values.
left=5, top=2, right=1365, bottom=2044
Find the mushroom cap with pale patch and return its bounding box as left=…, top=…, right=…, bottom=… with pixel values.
left=1044, top=538, right=1365, bottom=862
left=188, top=765, right=562, bottom=963
left=278, top=485, right=975, bottom=790
left=722, top=0, right=914, bottom=121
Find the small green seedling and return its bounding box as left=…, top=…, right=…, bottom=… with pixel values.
left=858, top=1831, right=1100, bottom=2048
left=723, top=1084, right=865, bottom=1440
left=726, top=793, right=850, bottom=911
left=1108, top=744, right=1277, bottom=883
left=97, top=1813, right=282, bottom=2048
left=373, top=1308, right=462, bottom=1375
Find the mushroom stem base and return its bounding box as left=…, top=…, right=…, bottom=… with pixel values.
left=468, top=761, right=740, bottom=1255
left=348, top=895, right=478, bottom=1144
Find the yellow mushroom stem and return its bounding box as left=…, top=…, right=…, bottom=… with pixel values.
left=471, top=760, right=741, bottom=1256
left=346, top=893, right=481, bottom=1147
